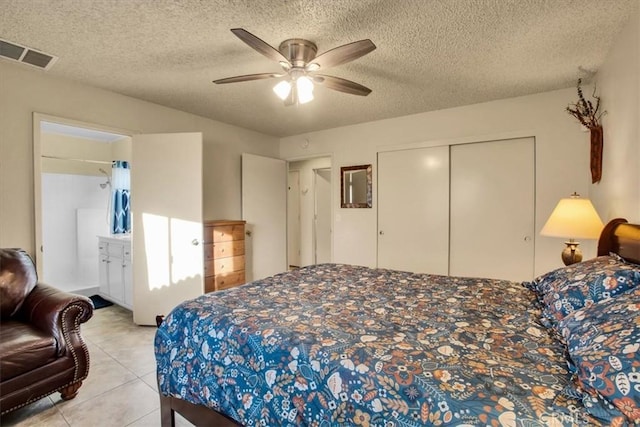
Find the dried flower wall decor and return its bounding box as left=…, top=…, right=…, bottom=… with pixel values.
left=566, top=78, right=606, bottom=183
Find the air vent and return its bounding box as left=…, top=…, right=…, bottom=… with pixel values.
left=0, top=38, right=58, bottom=70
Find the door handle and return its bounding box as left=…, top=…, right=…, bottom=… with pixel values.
left=379, top=230, right=384, bottom=235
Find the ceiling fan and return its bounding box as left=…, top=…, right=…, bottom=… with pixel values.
left=213, top=28, right=376, bottom=106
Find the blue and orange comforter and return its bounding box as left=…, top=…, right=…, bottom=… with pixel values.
left=155, top=264, right=597, bottom=426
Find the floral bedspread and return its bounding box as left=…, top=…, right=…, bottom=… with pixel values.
left=155, top=264, right=598, bottom=426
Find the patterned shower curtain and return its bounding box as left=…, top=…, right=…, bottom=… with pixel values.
left=111, top=160, right=131, bottom=234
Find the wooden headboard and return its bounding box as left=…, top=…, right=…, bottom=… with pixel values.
left=597, top=218, right=640, bottom=264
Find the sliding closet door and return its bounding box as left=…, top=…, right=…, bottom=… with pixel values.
left=449, top=137, right=535, bottom=281
left=378, top=146, right=449, bottom=274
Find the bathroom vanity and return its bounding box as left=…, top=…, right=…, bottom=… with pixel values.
left=98, top=235, right=132, bottom=309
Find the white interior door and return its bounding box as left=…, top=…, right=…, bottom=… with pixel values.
left=314, top=168, right=332, bottom=264
left=287, top=170, right=301, bottom=267
left=242, top=153, right=287, bottom=281
left=132, top=132, right=203, bottom=325
left=450, top=137, right=535, bottom=281
left=377, top=146, right=449, bottom=274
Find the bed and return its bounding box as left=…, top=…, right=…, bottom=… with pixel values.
left=155, top=218, right=640, bottom=426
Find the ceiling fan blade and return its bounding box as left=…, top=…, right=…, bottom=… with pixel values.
left=230, top=28, right=291, bottom=65
left=213, top=73, right=282, bottom=84
left=313, top=74, right=372, bottom=96
left=307, top=39, right=375, bottom=71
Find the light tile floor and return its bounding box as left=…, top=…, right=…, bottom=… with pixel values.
left=2, top=304, right=191, bottom=426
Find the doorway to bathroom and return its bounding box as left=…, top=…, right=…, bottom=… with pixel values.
left=34, top=114, right=131, bottom=297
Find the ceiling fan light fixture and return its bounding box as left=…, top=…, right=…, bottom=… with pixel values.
left=273, top=80, right=292, bottom=100
left=215, top=29, right=376, bottom=104
left=296, top=76, right=314, bottom=104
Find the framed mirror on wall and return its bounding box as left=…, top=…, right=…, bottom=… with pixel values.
left=340, top=164, right=372, bottom=208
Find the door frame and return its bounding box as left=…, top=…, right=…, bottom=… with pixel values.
left=313, top=167, right=332, bottom=264
left=284, top=153, right=334, bottom=267
left=287, top=169, right=301, bottom=268
left=32, top=113, right=133, bottom=277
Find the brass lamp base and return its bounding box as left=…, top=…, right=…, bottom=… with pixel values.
left=562, top=241, right=582, bottom=266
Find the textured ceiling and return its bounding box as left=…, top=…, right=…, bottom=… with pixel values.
left=1, top=0, right=635, bottom=137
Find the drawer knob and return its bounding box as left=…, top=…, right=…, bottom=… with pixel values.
left=192, top=239, right=200, bottom=246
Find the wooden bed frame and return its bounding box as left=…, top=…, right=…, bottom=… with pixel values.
left=160, top=394, right=240, bottom=426
left=597, top=218, right=640, bottom=263
left=159, top=218, right=640, bottom=427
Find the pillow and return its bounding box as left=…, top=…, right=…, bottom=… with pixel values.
left=525, top=255, right=640, bottom=328
left=559, top=286, right=640, bottom=424
left=0, top=248, right=38, bottom=319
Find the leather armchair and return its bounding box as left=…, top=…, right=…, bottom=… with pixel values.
left=0, top=248, right=94, bottom=415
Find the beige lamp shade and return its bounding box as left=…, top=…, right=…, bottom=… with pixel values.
left=541, top=195, right=604, bottom=239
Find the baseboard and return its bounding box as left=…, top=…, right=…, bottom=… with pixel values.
left=72, top=286, right=99, bottom=297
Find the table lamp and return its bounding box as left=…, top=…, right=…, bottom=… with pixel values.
left=540, top=192, right=604, bottom=265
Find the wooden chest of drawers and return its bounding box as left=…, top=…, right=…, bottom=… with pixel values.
left=203, top=220, right=246, bottom=292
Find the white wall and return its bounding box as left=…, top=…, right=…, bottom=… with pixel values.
left=288, top=157, right=332, bottom=266
left=593, top=3, right=640, bottom=222
left=280, top=88, right=595, bottom=277
left=41, top=132, right=113, bottom=175
left=111, top=136, right=132, bottom=162
left=0, top=62, right=279, bottom=257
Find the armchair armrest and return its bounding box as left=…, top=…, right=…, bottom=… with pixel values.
left=18, top=284, right=93, bottom=357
